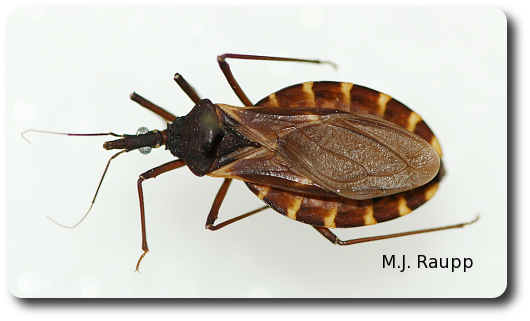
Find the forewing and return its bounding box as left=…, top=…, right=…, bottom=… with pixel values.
left=208, top=146, right=336, bottom=196
left=274, top=112, right=440, bottom=200
left=217, top=104, right=440, bottom=200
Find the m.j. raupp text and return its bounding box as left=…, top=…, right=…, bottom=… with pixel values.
left=383, top=255, right=473, bottom=272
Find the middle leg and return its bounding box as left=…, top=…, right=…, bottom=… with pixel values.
left=217, top=53, right=337, bottom=106
left=205, top=178, right=269, bottom=231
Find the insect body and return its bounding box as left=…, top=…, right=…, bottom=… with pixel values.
left=34, top=54, right=476, bottom=271
left=242, top=81, right=444, bottom=228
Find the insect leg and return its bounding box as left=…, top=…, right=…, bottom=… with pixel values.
left=135, top=159, right=186, bottom=272
left=313, top=216, right=479, bottom=245
left=217, top=53, right=337, bottom=106
left=130, top=92, right=177, bottom=122
left=173, top=73, right=202, bottom=104
left=205, top=178, right=269, bottom=230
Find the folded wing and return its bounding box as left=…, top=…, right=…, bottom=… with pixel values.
left=276, top=113, right=440, bottom=199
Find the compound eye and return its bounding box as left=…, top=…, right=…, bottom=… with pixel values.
left=136, top=127, right=152, bottom=155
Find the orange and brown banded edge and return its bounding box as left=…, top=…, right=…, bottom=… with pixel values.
left=256, top=81, right=442, bottom=156
left=246, top=167, right=443, bottom=229
left=248, top=81, right=444, bottom=228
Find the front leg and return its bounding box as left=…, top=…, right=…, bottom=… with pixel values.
left=135, top=159, right=186, bottom=272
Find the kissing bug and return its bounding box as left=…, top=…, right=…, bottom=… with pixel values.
left=26, top=53, right=477, bottom=272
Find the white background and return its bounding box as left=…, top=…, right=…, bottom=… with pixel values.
left=2, top=0, right=518, bottom=319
